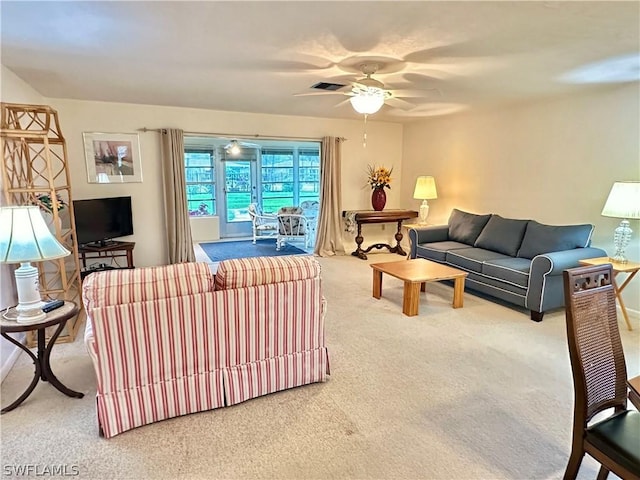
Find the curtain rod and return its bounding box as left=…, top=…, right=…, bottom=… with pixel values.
left=138, top=127, right=345, bottom=142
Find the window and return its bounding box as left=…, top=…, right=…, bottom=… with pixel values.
left=261, top=147, right=320, bottom=213
left=261, top=149, right=294, bottom=213
left=185, top=150, right=215, bottom=216
left=299, top=149, right=320, bottom=202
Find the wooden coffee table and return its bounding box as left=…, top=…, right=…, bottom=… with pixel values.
left=370, top=259, right=468, bottom=316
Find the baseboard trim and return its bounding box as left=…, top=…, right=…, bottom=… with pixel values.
left=0, top=333, right=25, bottom=383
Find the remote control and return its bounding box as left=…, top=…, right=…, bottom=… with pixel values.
left=42, top=299, right=65, bottom=313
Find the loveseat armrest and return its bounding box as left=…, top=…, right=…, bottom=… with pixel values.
left=527, top=247, right=607, bottom=315
left=408, top=225, right=449, bottom=258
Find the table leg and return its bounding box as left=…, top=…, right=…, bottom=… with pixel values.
left=352, top=223, right=368, bottom=260
left=1, top=332, right=41, bottom=414
left=41, top=321, right=84, bottom=398
left=393, top=220, right=407, bottom=256
left=452, top=277, right=465, bottom=308
left=613, top=270, right=637, bottom=331
left=403, top=281, right=421, bottom=316
left=372, top=270, right=382, bottom=299
left=420, top=282, right=426, bottom=292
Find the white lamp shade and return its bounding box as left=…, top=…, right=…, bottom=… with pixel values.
left=413, top=176, right=438, bottom=200
left=601, top=181, right=640, bottom=219
left=350, top=88, right=385, bottom=114
left=0, top=206, right=70, bottom=263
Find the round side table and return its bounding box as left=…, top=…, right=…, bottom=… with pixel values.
left=1, top=301, right=84, bottom=413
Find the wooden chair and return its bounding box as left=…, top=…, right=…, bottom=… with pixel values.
left=247, top=203, right=278, bottom=244
left=562, top=264, right=640, bottom=480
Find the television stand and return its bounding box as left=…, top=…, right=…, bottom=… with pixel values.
left=78, top=240, right=135, bottom=272
left=88, top=239, right=118, bottom=248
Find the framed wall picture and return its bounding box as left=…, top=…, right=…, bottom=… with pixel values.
left=83, top=132, right=143, bottom=183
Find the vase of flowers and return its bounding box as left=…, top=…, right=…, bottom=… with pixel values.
left=366, top=165, right=392, bottom=211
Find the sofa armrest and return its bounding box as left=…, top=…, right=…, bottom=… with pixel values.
left=527, top=247, right=608, bottom=313
left=408, top=225, right=449, bottom=258
left=531, top=247, right=608, bottom=275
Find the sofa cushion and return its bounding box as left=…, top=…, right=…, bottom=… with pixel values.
left=465, top=272, right=528, bottom=301
left=517, top=221, right=594, bottom=259
left=448, top=209, right=492, bottom=245
left=415, top=241, right=470, bottom=263
left=83, top=262, right=214, bottom=310
left=446, top=247, right=511, bottom=273
left=215, top=255, right=320, bottom=290
left=474, top=215, right=529, bottom=257
left=482, top=257, right=531, bottom=288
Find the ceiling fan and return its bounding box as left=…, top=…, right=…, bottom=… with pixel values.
left=296, top=62, right=440, bottom=115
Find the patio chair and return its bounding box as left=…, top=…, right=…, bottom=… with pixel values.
left=247, top=203, right=278, bottom=244
left=276, top=206, right=309, bottom=251
left=300, top=200, right=319, bottom=243
left=562, top=264, right=640, bottom=480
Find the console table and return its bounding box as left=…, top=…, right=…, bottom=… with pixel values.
left=78, top=241, right=135, bottom=270
left=343, top=210, right=418, bottom=260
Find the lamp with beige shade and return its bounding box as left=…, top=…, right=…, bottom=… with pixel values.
left=413, top=176, right=438, bottom=224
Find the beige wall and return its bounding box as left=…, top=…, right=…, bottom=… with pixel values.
left=401, top=83, right=640, bottom=313
left=47, top=98, right=404, bottom=266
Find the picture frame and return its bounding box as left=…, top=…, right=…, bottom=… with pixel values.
left=83, top=132, right=143, bottom=183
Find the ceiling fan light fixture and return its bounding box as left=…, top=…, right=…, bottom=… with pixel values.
left=226, top=140, right=241, bottom=155
left=350, top=87, right=386, bottom=115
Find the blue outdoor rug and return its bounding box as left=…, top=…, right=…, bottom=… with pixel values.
left=199, top=239, right=308, bottom=262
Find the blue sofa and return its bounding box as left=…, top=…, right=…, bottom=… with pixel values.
left=408, top=209, right=607, bottom=321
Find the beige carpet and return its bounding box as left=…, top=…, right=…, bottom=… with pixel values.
left=1, top=253, right=638, bottom=480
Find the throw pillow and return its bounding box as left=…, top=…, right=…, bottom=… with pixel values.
left=474, top=215, right=529, bottom=256
left=517, top=221, right=594, bottom=259
left=447, top=208, right=492, bottom=245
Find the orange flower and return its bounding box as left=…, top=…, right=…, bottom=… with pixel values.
left=366, top=165, right=393, bottom=189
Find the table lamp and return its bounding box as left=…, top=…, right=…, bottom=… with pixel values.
left=0, top=206, right=70, bottom=322
left=413, top=176, right=438, bottom=223
left=601, top=181, right=640, bottom=264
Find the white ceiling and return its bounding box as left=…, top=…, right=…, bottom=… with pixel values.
left=1, top=1, right=639, bottom=123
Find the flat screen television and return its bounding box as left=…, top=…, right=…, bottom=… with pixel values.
left=73, top=196, right=134, bottom=247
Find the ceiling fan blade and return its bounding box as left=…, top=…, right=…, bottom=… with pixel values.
left=333, top=98, right=352, bottom=108
left=392, top=88, right=441, bottom=98
left=386, top=97, right=418, bottom=110
left=293, top=90, right=346, bottom=97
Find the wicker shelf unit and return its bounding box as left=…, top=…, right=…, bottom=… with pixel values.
left=0, top=103, right=82, bottom=344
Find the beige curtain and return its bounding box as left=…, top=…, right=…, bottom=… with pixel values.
left=160, top=129, right=195, bottom=263
left=314, top=136, right=346, bottom=256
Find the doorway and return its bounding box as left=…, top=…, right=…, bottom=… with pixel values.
left=185, top=136, right=321, bottom=240
left=218, top=154, right=258, bottom=238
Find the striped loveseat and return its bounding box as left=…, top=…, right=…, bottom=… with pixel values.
left=83, top=256, right=329, bottom=438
